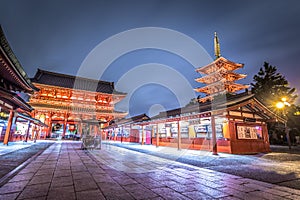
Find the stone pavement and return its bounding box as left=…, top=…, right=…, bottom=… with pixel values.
left=0, top=141, right=300, bottom=200
left=107, top=141, right=300, bottom=190
left=0, top=141, right=38, bottom=156
left=0, top=141, right=54, bottom=187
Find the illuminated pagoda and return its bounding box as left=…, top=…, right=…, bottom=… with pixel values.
left=195, top=32, right=249, bottom=103
left=29, top=69, right=127, bottom=138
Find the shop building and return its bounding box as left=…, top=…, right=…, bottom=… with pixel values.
left=106, top=92, right=283, bottom=154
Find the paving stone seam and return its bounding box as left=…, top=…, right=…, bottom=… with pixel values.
left=99, top=144, right=238, bottom=177
left=79, top=144, right=164, bottom=199
left=46, top=143, right=65, bottom=199
left=0, top=142, right=55, bottom=188
left=100, top=143, right=300, bottom=197
left=0, top=143, right=54, bottom=199
left=64, top=143, right=300, bottom=199
left=15, top=143, right=57, bottom=200
left=3, top=142, right=299, bottom=200
left=275, top=177, right=300, bottom=184
left=69, top=144, right=110, bottom=199
left=86, top=145, right=240, bottom=199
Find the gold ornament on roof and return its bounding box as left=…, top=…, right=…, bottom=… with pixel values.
left=214, top=32, right=221, bottom=60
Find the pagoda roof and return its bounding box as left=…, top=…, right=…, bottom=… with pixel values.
left=195, top=57, right=244, bottom=75
left=31, top=68, right=125, bottom=95
left=0, top=26, right=38, bottom=93
left=194, top=81, right=249, bottom=94
left=195, top=71, right=247, bottom=84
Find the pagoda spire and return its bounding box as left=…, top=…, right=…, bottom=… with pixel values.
left=214, top=32, right=221, bottom=60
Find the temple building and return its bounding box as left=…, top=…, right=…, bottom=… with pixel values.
left=0, top=26, right=46, bottom=144
left=28, top=69, right=127, bottom=139
left=104, top=33, right=284, bottom=154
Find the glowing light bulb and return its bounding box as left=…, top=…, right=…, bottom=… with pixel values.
left=276, top=102, right=284, bottom=109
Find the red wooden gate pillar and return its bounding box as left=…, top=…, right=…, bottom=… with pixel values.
left=3, top=110, right=14, bottom=145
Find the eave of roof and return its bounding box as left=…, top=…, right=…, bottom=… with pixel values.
left=195, top=57, right=244, bottom=74
left=0, top=87, right=33, bottom=112
left=16, top=112, right=48, bottom=127
left=0, top=26, right=38, bottom=93
left=114, top=113, right=150, bottom=125
left=150, top=92, right=282, bottom=123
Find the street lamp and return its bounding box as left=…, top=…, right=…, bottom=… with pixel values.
left=276, top=97, right=291, bottom=150
left=276, top=102, right=284, bottom=109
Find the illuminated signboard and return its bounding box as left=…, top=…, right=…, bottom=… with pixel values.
left=237, top=125, right=262, bottom=139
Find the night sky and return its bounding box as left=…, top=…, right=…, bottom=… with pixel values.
left=1, top=0, right=299, bottom=117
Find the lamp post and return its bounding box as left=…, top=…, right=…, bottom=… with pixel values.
left=276, top=97, right=291, bottom=150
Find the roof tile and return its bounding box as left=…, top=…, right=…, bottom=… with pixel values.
left=31, top=69, right=115, bottom=94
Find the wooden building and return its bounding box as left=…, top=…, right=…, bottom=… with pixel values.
left=106, top=33, right=284, bottom=154
left=28, top=69, right=127, bottom=139
left=0, top=26, right=45, bottom=144
left=109, top=92, right=284, bottom=154
left=105, top=114, right=151, bottom=143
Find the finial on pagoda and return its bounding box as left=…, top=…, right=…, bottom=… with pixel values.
left=214, top=32, right=221, bottom=60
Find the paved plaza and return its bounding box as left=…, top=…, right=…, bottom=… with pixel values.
left=107, top=141, right=300, bottom=190
left=0, top=141, right=300, bottom=200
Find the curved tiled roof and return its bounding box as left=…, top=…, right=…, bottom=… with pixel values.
left=0, top=87, right=33, bottom=112
left=0, top=26, right=38, bottom=93
left=31, top=69, right=117, bottom=94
